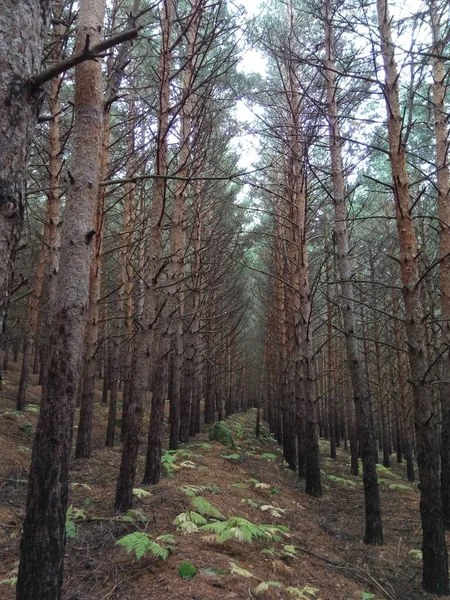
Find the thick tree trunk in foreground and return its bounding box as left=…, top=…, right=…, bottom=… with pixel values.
left=377, top=0, right=448, bottom=591
left=16, top=1, right=106, bottom=597
left=0, top=0, right=51, bottom=334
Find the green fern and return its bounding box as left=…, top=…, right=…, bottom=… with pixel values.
left=260, top=453, right=277, bottom=460
left=409, top=548, right=422, bottom=560
left=327, top=474, right=357, bottom=487
left=242, top=498, right=260, bottom=508
left=231, top=482, right=249, bottom=489
left=0, top=576, right=17, bottom=585
left=180, top=484, right=221, bottom=496
left=161, top=450, right=180, bottom=478
left=65, top=505, right=87, bottom=539
left=254, top=581, right=283, bottom=593
left=191, top=496, right=224, bottom=519
left=173, top=511, right=208, bottom=533
left=376, top=464, right=400, bottom=479
left=132, top=488, right=151, bottom=499
left=361, top=593, right=376, bottom=600
left=220, top=453, right=241, bottom=462
left=388, top=483, right=411, bottom=492
left=229, top=561, right=254, bottom=577
left=200, top=517, right=288, bottom=544
left=282, top=544, right=297, bottom=558
left=259, top=504, right=286, bottom=518
left=115, top=531, right=175, bottom=560
left=247, top=478, right=271, bottom=490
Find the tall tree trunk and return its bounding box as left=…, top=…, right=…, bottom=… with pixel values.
left=115, top=0, right=172, bottom=512
left=0, top=0, right=51, bottom=332
left=377, top=0, right=448, bottom=590
left=427, top=0, right=450, bottom=530
left=324, top=0, right=382, bottom=544
left=16, top=0, right=106, bottom=597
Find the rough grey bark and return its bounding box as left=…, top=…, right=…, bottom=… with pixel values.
left=0, top=0, right=51, bottom=333
left=376, top=0, right=448, bottom=591
left=16, top=0, right=106, bottom=597
left=324, top=0, right=383, bottom=544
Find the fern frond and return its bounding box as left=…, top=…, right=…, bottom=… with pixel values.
left=133, top=488, right=151, bottom=499
left=115, top=531, right=173, bottom=561
left=229, top=562, right=254, bottom=578
left=254, top=581, right=283, bottom=593
left=191, top=496, right=224, bottom=518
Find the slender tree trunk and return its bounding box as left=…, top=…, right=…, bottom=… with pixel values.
left=426, top=0, right=450, bottom=531
left=115, top=0, right=173, bottom=512
left=377, top=0, right=448, bottom=590
left=324, top=0, right=382, bottom=544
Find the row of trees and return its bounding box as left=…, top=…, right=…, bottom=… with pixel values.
left=1, top=0, right=450, bottom=597
left=247, top=0, right=450, bottom=594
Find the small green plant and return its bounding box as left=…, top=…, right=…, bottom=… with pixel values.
left=254, top=581, right=283, bottom=594
left=247, top=478, right=271, bottom=490
left=120, top=509, right=147, bottom=522
left=132, top=488, right=151, bottom=499
left=191, top=496, right=224, bottom=519
left=260, top=453, right=277, bottom=460
left=376, top=464, right=400, bottom=479
left=201, top=517, right=289, bottom=544
left=25, top=404, right=40, bottom=413
left=116, top=532, right=175, bottom=560
left=221, top=453, right=241, bottom=462
left=199, top=442, right=212, bottom=450
left=178, top=561, right=197, bottom=579
left=229, top=561, right=254, bottom=577
left=388, top=483, right=411, bottom=492
left=65, top=505, right=87, bottom=539
left=174, top=510, right=208, bottom=533
left=233, top=423, right=245, bottom=438
left=241, top=499, right=285, bottom=518
left=270, top=487, right=281, bottom=495
left=409, top=548, right=422, bottom=560
left=21, top=423, right=33, bottom=434
left=361, top=593, right=376, bottom=600
left=327, top=474, right=357, bottom=487
left=180, top=484, right=221, bottom=496
left=210, top=421, right=236, bottom=448
left=0, top=576, right=17, bottom=586
left=161, top=449, right=195, bottom=477
left=231, top=482, right=248, bottom=489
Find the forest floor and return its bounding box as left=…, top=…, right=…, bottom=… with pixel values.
left=0, top=360, right=441, bottom=600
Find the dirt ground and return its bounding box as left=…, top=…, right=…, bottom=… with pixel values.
left=0, top=358, right=444, bottom=599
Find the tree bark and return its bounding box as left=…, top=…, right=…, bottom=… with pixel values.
left=16, top=0, right=106, bottom=597
left=324, top=0, right=383, bottom=544
left=0, top=0, right=51, bottom=332
left=376, top=0, right=448, bottom=591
